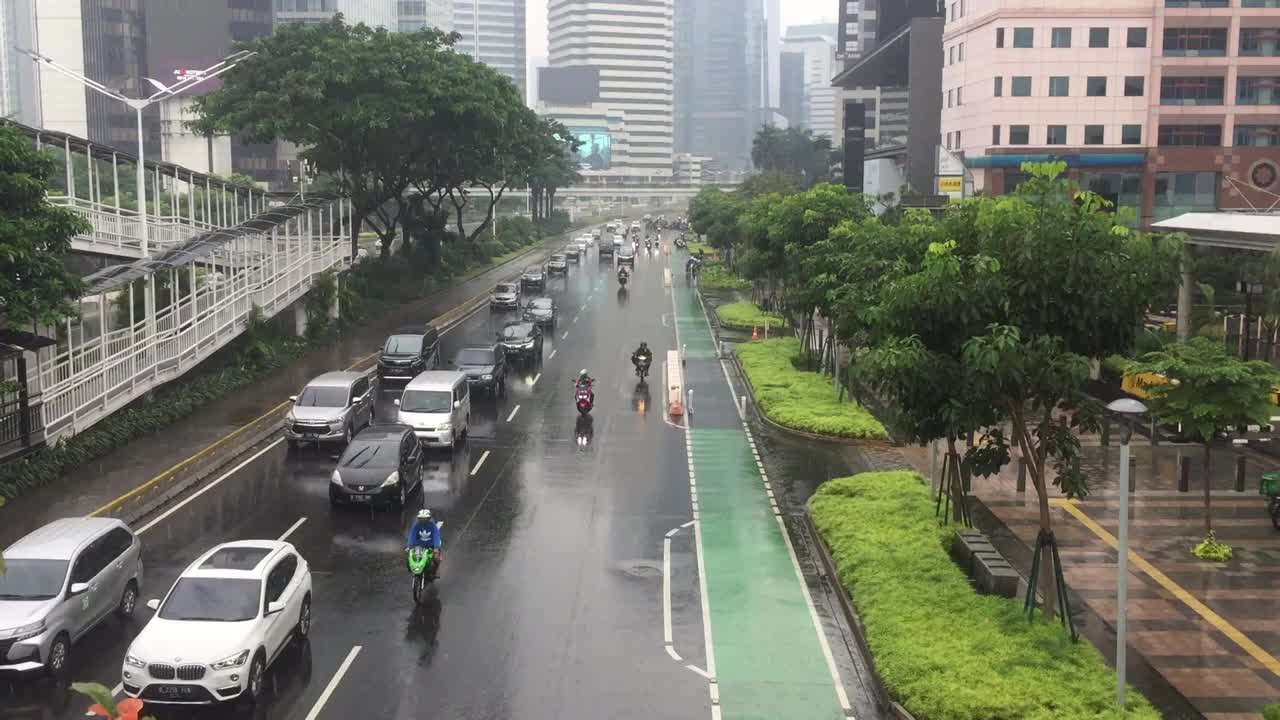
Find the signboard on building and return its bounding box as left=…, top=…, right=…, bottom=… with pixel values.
left=937, top=176, right=962, bottom=193
left=570, top=127, right=612, bottom=171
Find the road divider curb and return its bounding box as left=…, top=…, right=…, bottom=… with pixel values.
left=667, top=350, right=684, bottom=417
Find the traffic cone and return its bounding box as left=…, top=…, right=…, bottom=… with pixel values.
left=751, top=326, right=760, bottom=342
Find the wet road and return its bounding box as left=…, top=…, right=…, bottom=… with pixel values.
left=2, top=232, right=872, bottom=720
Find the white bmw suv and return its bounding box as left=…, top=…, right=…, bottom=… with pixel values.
left=120, top=541, right=312, bottom=705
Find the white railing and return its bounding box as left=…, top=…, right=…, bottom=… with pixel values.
left=49, top=195, right=223, bottom=258
left=37, top=201, right=352, bottom=442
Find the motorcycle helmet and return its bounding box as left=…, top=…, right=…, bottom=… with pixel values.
left=417, top=508, right=432, bottom=521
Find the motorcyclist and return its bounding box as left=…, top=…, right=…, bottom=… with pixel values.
left=617, top=265, right=630, bottom=284
left=574, top=369, right=595, bottom=400
left=632, top=341, right=653, bottom=371
left=406, top=509, right=442, bottom=577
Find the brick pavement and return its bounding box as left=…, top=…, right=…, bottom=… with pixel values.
left=895, top=435, right=1280, bottom=719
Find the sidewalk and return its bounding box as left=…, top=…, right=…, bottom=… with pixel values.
left=896, top=433, right=1280, bottom=720
left=0, top=234, right=568, bottom=547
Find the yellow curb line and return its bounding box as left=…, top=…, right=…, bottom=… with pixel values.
left=1050, top=498, right=1280, bottom=678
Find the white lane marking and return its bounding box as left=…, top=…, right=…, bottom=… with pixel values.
left=506, top=405, right=521, bottom=422
left=681, top=520, right=695, bottom=528
left=136, top=439, right=283, bottom=535
left=665, top=527, right=680, bottom=538
left=663, top=537, right=674, bottom=644
left=686, top=664, right=713, bottom=680
left=561, top=331, right=569, bottom=340
left=304, top=645, right=362, bottom=720
left=573, top=314, right=580, bottom=323
left=470, top=450, right=491, bottom=476
left=666, top=644, right=683, bottom=662
left=549, top=349, right=558, bottom=359
left=278, top=517, right=307, bottom=541
left=531, top=372, right=542, bottom=386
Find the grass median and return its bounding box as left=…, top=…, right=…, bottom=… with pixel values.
left=810, top=471, right=1159, bottom=720
left=700, top=262, right=750, bottom=292
left=736, top=337, right=886, bottom=439
left=716, top=301, right=786, bottom=332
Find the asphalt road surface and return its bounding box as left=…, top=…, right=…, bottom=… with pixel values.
left=1, top=231, right=875, bottom=720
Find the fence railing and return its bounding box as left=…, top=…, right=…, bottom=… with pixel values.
left=49, top=195, right=222, bottom=258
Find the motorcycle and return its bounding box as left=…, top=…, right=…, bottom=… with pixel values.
left=617, top=270, right=629, bottom=288
left=633, top=353, right=652, bottom=380
left=674, top=235, right=687, bottom=249
left=574, top=378, right=595, bottom=415
left=407, top=521, right=444, bottom=605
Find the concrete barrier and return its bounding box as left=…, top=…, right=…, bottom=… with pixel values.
left=667, top=350, right=684, bottom=417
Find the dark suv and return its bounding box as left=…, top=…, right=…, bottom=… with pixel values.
left=377, top=326, right=440, bottom=382
left=328, top=424, right=423, bottom=508
left=453, top=343, right=506, bottom=397
left=520, top=264, right=546, bottom=289
left=498, top=321, right=543, bottom=362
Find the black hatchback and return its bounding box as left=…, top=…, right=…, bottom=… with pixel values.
left=378, top=326, right=440, bottom=382
left=329, top=424, right=424, bottom=508
left=498, top=321, right=544, bottom=361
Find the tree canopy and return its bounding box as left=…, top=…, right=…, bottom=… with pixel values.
left=751, top=125, right=833, bottom=187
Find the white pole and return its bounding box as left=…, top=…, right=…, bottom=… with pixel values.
left=135, top=106, right=148, bottom=256
left=1117, top=434, right=1131, bottom=707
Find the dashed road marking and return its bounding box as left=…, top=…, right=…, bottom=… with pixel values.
left=470, top=450, right=491, bottom=476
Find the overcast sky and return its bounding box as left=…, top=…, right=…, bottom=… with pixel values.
left=525, top=0, right=838, bottom=60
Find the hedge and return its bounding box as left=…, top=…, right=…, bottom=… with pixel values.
left=700, top=262, right=749, bottom=292
left=809, top=472, right=1160, bottom=720
left=736, top=337, right=887, bottom=439
left=716, top=301, right=786, bottom=332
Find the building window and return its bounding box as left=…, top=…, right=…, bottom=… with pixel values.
left=955, top=130, right=962, bottom=146
left=1127, top=27, right=1148, bottom=48
left=960, top=0, right=965, bottom=15
left=1237, top=76, right=1280, bottom=105
left=1163, top=28, right=1228, bottom=57
left=957, top=87, right=963, bottom=104
left=1089, top=28, right=1110, bottom=48
left=1153, top=171, right=1218, bottom=222
left=1012, top=76, right=1032, bottom=96
left=1052, top=27, right=1072, bottom=48
left=1122, top=124, right=1142, bottom=144
left=1235, top=125, right=1280, bottom=146
left=1124, top=76, right=1145, bottom=96
left=1087, top=76, right=1108, bottom=96
left=959, top=42, right=965, bottom=61
left=996, top=28, right=1005, bottom=48
left=1243, top=0, right=1280, bottom=6
left=1157, top=124, right=1223, bottom=146
left=1160, top=76, right=1225, bottom=105
left=1080, top=173, right=1143, bottom=216
left=992, top=125, right=1001, bottom=145
left=1009, top=125, right=1030, bottom=144
left=950, top=2, right=957, bottom=20
left=1049, top=77, right=1070, bottom=96
left=1240, top=29, right=1280, bottom=57
left=1047, top=125, right=1068, bottom=145
left=949, top=46, right=955, bottom=64
left=1166, top=0, right=1228, bottom=7
left=947, top=89, right=953, bottom=107
left=1084, top=125, right=1105, bottom=144
left=1013, top=28, right=1034, bottom=48
left=993, top=77, right=1003, bottom=96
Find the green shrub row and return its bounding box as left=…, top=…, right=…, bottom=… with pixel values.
left=716, top=301, right=786, bottom=331
left=809, top=472, right=1160, bottom=720
left=0, top=330, right=309, bottom=504
left=736, top=337, right=887, bottom=439
left=699, top=262, right=750, bottom=292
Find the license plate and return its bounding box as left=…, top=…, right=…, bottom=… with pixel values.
left=156, top=685, right=196, bottom=698
left=350, top=494, right=371, bottom=502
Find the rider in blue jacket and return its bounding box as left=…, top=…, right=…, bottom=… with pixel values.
left=406, top=509, right=442, bottom=576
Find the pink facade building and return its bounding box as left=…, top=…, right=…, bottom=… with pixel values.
left=940, top=0, right=1280, bottom=224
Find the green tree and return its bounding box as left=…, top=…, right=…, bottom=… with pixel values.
left=751, top=125, right=833, bottom=187
left=0, top=122, right=90, bottom=329
left=860, top=163, right=1181, bottom=616
left=190, top=18, right=462, bottom=258
left=1129, top=337, right=1278, bottom=535
left=524, top=120, right=580, bottom=223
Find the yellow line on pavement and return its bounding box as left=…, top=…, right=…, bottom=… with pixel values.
left=1051, top=498, right=1280, bottom=678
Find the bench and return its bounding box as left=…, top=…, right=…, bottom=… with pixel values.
left=951, top=529, right=1020, bottom=599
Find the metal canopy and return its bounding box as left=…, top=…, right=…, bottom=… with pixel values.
left=0, top=329, right=58, bottom=352
left=81, top=194, right=341, bottom=294
left=1152, top=212, right=1280, bottom=251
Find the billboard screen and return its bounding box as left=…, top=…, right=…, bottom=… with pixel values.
left=571, top=127, right=612, bottom=171
left=539, top=67, right=601, bottom=105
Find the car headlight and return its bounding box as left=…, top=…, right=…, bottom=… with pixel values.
left=482, top=374, right=493, bottom=380
left=331, top=470, right=342, bottom=485
left=330, top=421, right=343, bottom=433
left=6, top=620, right=45, bottom=641
left=124, top=653, right=146, bottom=669
left=382, top=471, right=400, bottom=488
left=437, top=422, right=452, bottom=432
left=211, top=649, right=251, bottom=670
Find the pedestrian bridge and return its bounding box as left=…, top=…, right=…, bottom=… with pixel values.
left=2, top=123, right=352, bottom=461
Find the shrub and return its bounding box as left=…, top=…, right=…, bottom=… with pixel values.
left=1100, top=354, right=1130, bottom=380
left=688, top=241, right=717, bottom=257
left=478, top=239, right=506, bottom=260
left=717, top=301, right=786, bottom=332
left=809, top=472, right=1160, bottom=720
left=700, top=262, right=749, bottom=292
left=1263, top=703, right=1280, bottom=720
left=1191, top=531, right=1233, bottom=562
left=736, top=338, right=886, bottom=439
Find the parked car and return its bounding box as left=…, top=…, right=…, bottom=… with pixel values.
left=523, top=297, right=557, bottom=328
left=547, top=254, right=569, bottom=274
left=0, top=518, right=143, bottom=675
left=284, top=372, right=374, bottom=447
left=520, top=264, right=546, bottom=289
left=564, top=245, right=581, bottom=262
left=396, top=371, right=470, bottom=449
left=121, top=541, right=311, bottom=705
left=328, top=424, right=424, bottom=507
left=453, top=343, right=506, bottom=397
left=617, top=244, right=636, bottom=267
left=498, top=321, right=544, bottom=362
left=489, top=281, right=521, bottom=311
left=377, top=326, right=440, bottom=382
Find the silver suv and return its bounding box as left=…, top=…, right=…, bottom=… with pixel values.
left=1, top=517, right=144, bottom=675
left=284, top=371, right=374, bottom=447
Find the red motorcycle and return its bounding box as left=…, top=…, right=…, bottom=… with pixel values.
left=574, top=375, right=595, bottom=415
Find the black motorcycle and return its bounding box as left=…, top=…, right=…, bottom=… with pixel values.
left=674, top=235, right=688, bottom=249
left=618, top=269, right=629, bottom=288
left=633, top=353, right=652, bottom=380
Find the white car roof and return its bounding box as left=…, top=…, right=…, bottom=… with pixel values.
left=182, top=540, right=294, bottom=580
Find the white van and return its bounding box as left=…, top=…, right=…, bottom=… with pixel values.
left=395, top=371, right=470, bottom=449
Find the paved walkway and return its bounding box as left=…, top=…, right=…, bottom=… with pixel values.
left=897, top=432, right=1280, bottom=720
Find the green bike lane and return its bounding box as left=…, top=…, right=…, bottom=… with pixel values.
left=670, top=258, right=853, bottom=720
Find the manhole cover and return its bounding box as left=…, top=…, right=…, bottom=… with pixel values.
left=617, top=560, right=663, bottom=578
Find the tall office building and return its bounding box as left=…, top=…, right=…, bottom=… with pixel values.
left=453, top=0, right=527, bottom=98
left=398, top=0, right=453, bottom=32
left=673, top=0, right=765, bottom=171
left=548, top=0, right=674, bottom=178
left=0, top=0, right=41, bottom=127
left=780, top=50, right=805, bottom=129
left=274, top=0, right=395, bottom=27
left=782, top=24, right=838, bottom=140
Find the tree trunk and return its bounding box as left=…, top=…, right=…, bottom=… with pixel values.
left=1203, top=442, right=1213, bottom=535
left=1010, top=405, right=1059, bottom=619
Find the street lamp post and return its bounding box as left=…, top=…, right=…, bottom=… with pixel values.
left=1106, top=397, right=1148, bottom=708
